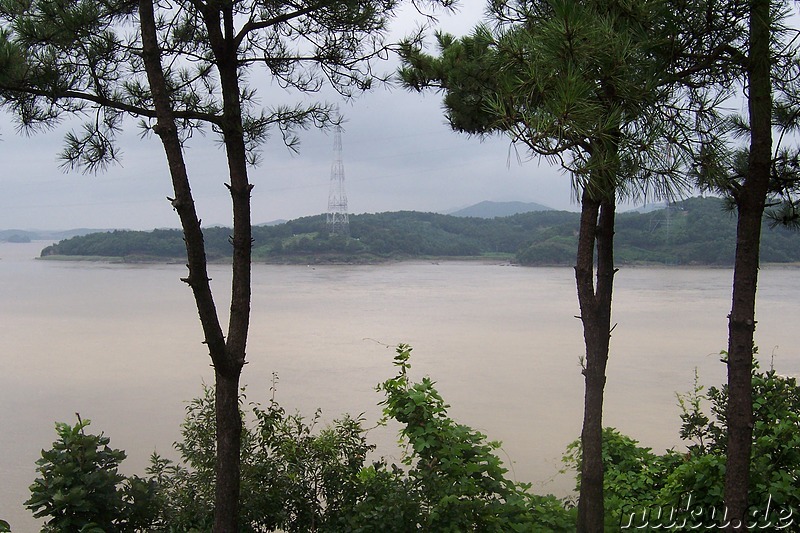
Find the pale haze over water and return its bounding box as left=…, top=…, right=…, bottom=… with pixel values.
left=2, top=241, right=799, bottom=531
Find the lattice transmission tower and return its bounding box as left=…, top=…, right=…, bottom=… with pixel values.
left=327, top=123, right=349, bottom=236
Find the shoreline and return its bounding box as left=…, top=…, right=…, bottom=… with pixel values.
left=34, top=253, right=800, bottom=269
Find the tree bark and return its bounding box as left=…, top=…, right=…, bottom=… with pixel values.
left=575, top=190, right=616, bottom=533
left=214, top=371, right=243, bottom=533
left=198, top=5, right=251, bottom=531
left=724, top=0, right=772, bottom=527
left=139, top=2, right=248, bottom=531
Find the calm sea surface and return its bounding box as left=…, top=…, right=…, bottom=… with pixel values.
left=2, top=241, right=799, bottom=531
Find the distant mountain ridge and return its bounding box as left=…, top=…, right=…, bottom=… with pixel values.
left=448, top=201, right=553, bottom=218
left=0, top=228, right=111, bottom=243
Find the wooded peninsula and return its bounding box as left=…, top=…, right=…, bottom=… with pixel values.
left=39, top=196, right=800, bottom=266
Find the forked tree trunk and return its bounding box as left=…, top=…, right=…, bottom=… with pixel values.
left=138, top=1, right=248, bottom=531
left=724, top=0, right=772, bottom=526
left=575, top=191, right=616, bottom=533
left=202, top=6, right=252, bottom=529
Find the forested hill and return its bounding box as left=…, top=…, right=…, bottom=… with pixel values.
left=39, top=197, right=800, bottom=266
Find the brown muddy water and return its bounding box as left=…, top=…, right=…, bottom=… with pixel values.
left=2, top=241, right=798, bottom=531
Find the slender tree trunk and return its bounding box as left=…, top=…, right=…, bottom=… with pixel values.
left=200, top=6, right=251, bottom=531
left=724, top=0, right=772, bottom=527
left=140, top=2, right=249, bottom=531
left=575, top=190, right=616, bottom=533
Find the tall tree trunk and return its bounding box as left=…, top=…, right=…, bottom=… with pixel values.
left=575, top=190, right=616, bottom=533
left=212, top=63, right=250, bottom=533
left=724, top=0, right=772, bottom=527
left=201, top=5, right=251, bottom=531
left=140, top=2, right=248, bottom=531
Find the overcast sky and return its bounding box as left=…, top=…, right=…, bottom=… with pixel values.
left=0, top=2, right=635, bottom=231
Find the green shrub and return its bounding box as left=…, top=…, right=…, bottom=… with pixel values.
left=667, top=361, right=800, bottom=516
left=25, top=416, right=155, bottom=532
left=564, top=360, right=800, bottom=530
left=378, top=344, right=575, bottom=532
left=562, top=428, right=683, bottom=530
left=145, top=385, right=394, bottom=532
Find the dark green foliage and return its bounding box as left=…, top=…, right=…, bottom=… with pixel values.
left=145, top=385, right=392, bottom=532
left=399, top=0, right=709, bottom=202
left=516, top=237, right=576, bottom=265
left=39, top=230, right=187, bottom=260
left=25, top=416, right=156, bottom=533
left=673, top=361, right=800, bottom=513
left=41, top=211, right=571, bottom=262
left=400, top=28, right=502, bottom=136
left=563, top=428, right=684, bottom=530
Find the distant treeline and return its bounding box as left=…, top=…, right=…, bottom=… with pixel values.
left=39, top=197, right=800, bottom=265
